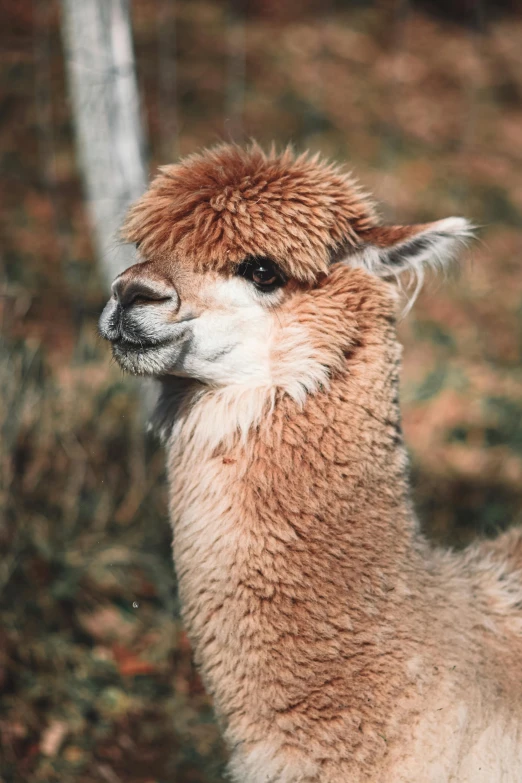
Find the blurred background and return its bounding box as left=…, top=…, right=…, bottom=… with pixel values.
left=2, top=0, right=522, bottom=780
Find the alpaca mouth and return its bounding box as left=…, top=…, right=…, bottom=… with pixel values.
left=111, top=317, right=195, bottom=352
left=111, top=333, right=173, bottom=351
left=110, top=335, right=186, bottom=376
left=100, top=305, right=196, bottom=349
left=110, top=326, right=189, bottom=360
left=106, top=317, right=197, bottom=376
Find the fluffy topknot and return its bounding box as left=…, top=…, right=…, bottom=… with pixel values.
left=122, top=143, right=378, bottom=283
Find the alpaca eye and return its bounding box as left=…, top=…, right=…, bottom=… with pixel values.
left=236, top=257, right=285, bottom=292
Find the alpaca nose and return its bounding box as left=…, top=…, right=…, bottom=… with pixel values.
left=111, top=276, right=174, bottom=308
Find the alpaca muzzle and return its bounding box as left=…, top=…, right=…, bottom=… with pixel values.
left=98, top=269, right=194, bottom=375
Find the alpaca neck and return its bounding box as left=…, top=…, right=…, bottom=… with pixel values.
left=161, top=304, right=428, bottom=759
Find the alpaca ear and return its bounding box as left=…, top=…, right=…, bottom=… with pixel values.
left=352, top=217, right=474, bottom=279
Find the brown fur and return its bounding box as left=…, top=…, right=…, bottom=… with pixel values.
left=122, top=143, right=378, bottom=282
left=108, top=144, right=522, bottom=781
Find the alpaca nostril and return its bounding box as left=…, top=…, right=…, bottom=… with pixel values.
left=112, top=278, right=173, bottom=308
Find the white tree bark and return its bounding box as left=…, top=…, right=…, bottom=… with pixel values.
left=60, top=0, right=147, bottom=288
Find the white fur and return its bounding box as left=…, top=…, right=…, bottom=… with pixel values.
left=161, top=320, right=332, bottom=452
left=173, top=277, right=275, bottom=386
left=126, top=275, right=335, bottom=448
left=348, top=217, right=474, bottom=313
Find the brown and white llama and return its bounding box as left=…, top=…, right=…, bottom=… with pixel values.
left=99, top=144, right=522, bottom=782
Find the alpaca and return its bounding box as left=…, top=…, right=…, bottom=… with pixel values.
left=99, top=144, right=522, bottom=782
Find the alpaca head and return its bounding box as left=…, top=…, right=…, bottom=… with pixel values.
left=99, top=144, right=472, bottom=390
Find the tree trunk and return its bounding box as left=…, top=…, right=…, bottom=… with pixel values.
left=60, top=0, right=147, bottom=288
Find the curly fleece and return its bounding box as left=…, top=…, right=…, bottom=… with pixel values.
left=123, top=144, right=522, bottom=782
left=122, top=143, right=380, bottom=282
